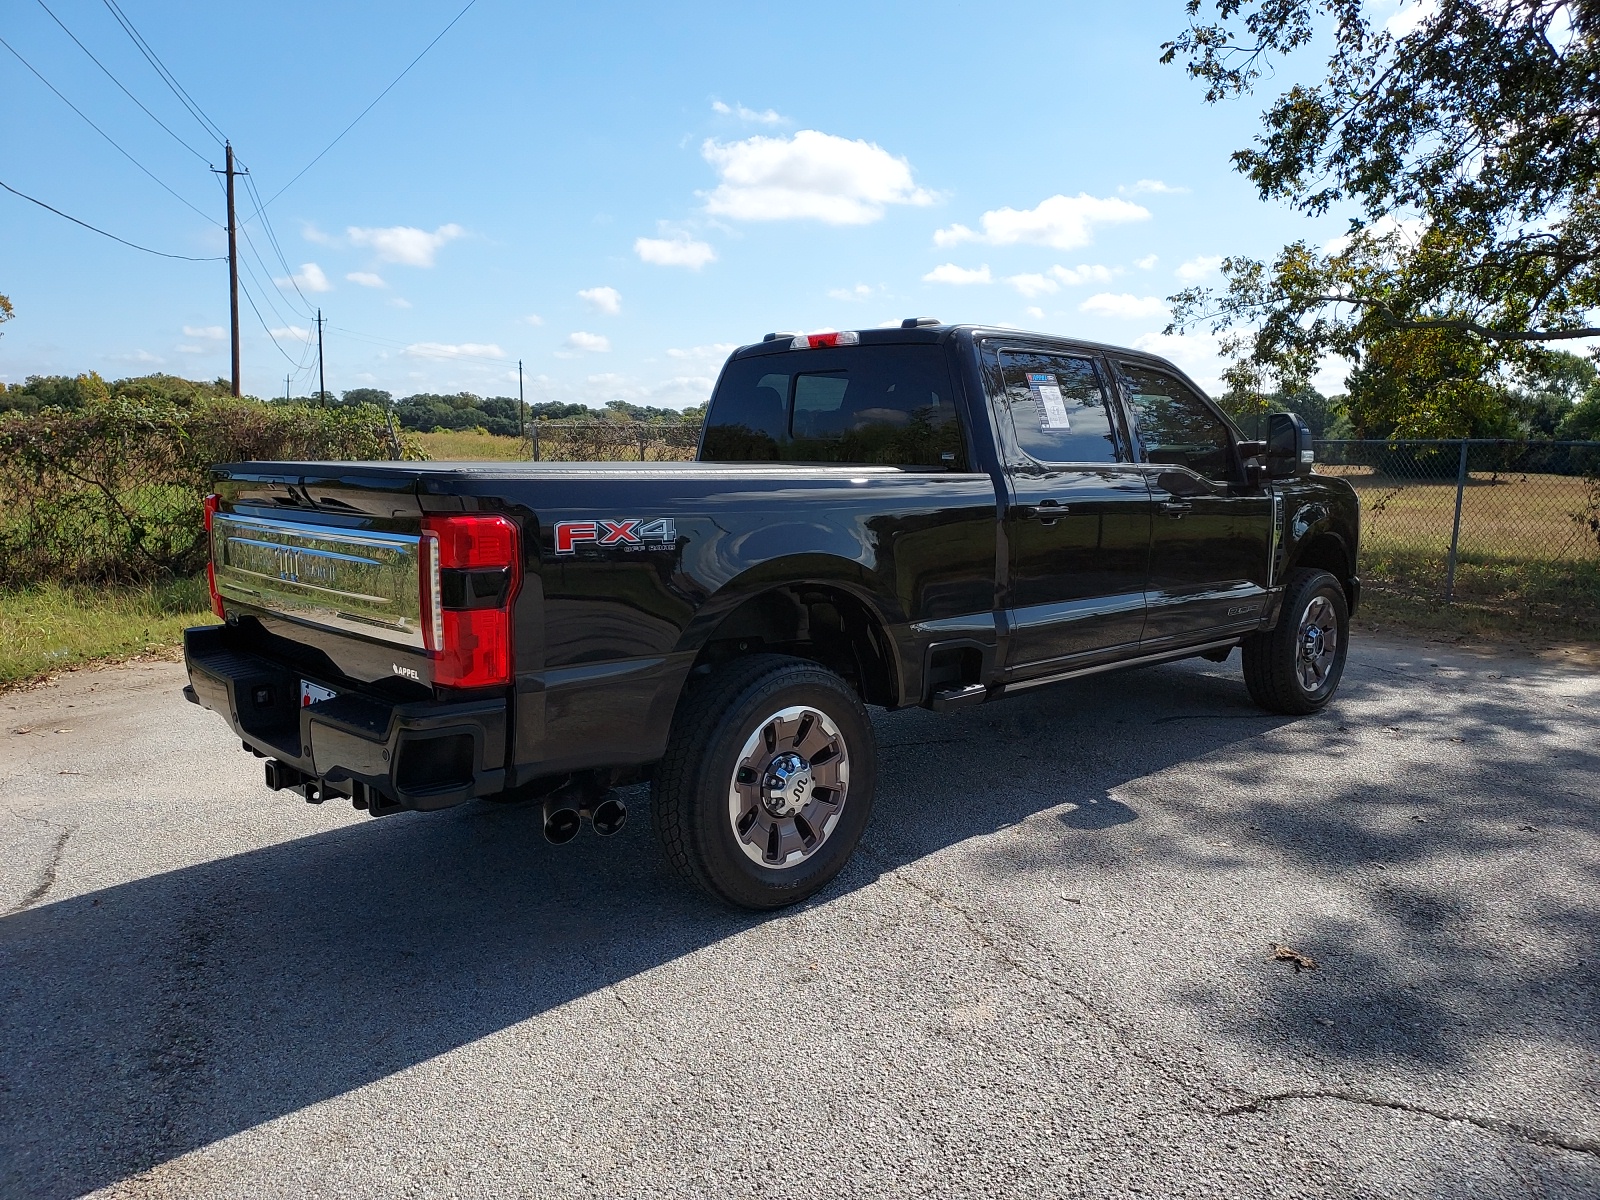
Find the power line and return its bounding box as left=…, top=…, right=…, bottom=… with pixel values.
left=99, top=0, right=226, bottom=146
left=33, top=0, right=211, bottom=164
left=0, top=177, right=224, bottom=261
left=252, top=0, right=479, bottom=216
left=236, top=161, right=317, bottom=317
left=237, top=273, right=316, bottom=372
left=0, top=33, right=220, bottom=228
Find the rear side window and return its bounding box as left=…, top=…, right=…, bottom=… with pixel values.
left=989, top=348, right=1124, bottom=465
left=702, top=345, right=965, bottom=469
left=1118, top=364, right=1233, bottom=482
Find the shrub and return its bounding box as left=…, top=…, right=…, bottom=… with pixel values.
left=0, top=395, right=426, bottom=586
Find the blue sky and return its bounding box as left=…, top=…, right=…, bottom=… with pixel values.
left=1, top=0, right=1388, bottom=407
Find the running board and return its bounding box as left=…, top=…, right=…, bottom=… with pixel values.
left=1002, top=638, right=1242, bottom=694
left=929, top=683, right=988, bottom=713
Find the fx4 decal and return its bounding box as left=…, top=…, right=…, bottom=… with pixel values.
left=554, top=517, right=678, bottom=555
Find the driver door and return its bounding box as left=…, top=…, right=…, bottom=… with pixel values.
left=1115, top=362, right=1274, bottom=648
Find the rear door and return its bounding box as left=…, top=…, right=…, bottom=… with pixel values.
left=982, top=343, right=1152, bottom=679
left=1114, top=362, right=1274, bottom=647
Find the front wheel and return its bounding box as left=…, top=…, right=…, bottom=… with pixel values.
left=1241, top=568, right=1350, bottom=715
left=652, top=655, right=876, bottom=910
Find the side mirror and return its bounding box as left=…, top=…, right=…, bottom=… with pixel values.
left=1266, top=412, right=1315, bottom=479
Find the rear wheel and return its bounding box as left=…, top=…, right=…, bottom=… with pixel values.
left=652, top=655, right=875, bottom=910
left=1242, top=568, right=1349, bottom=715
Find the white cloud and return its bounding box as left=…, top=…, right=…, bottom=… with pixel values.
left=524, top=313, right=544, bottom=325
left=666, top=342, right=737, bottom=362
left=635, top=235, right=717, bottom=268
left=1025, top=306, right=1045, bottom=320
left=934, top=193, right=1149, bottom=251
left=578, top=286, right=622, bottom=315
left=1135, top=254, right=1159, bottom=270
left=1120, top=179, right=1189, bottom=196
left=1325, top=214, right=1426, bottom=256
left=828, top=283, right=876, bottom=301
left=1050, top=263, right=1117, bottom=286
left=1384, top=0, right=1438, bottom=37
left=182, top=325, right=225, bottom=340
left=389, top=297, right=412, bottom=309
left=712, top=100, right=784, bottom=124
left=113, top=349, right=163, bottom=364
left=1006, top=273, right=1059, bottom=299
left=1080, top=293, right=1168, bottom=320
left=301, top=223, right=337, bottom=245
left=276, top=262, right=331, bottom=293
left=175, top=344, right=206, bottom=355
left=702, top=130, right=934, bottom=225
left=565, top=331, right=611, bottom=353
left=347, top=223, right=464, bottom=267
left=1175, top=255, right=1224, bottom=283
left=401, top=342, right=506, bottom=360
left=923, top=263, right=992, bottom=285
left=268, top=325, right=312, bottom=342
left=346, top=271, right=387, bottom=288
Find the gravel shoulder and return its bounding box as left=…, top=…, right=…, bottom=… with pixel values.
left=2, top=637, right=1596, bottom=1199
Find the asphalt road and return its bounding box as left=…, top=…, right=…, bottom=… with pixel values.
left=2, top=636, right=1597, bottom=1199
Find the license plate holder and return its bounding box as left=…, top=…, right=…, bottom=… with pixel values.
left=299, top=680, right=336, bottom=708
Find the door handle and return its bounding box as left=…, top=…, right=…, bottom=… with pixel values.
left=1160, top=500, right=1193, bottom=518
left=1019, top=500, right=1069, bottom=524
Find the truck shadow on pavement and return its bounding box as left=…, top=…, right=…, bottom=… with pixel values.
left=3, top=653, right=1597, bottom=1195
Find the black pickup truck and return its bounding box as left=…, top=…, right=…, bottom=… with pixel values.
left=184, top=321, right=1359, bottom=908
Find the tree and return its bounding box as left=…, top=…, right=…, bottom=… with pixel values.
left=0, top=293, right=13, bottom=339
left=1163, top=1, right=1600, bottom=436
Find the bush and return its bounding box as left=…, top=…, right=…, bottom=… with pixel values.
left=0, top=395, right=426, bottom=587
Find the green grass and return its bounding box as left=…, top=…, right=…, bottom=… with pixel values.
left=0, top=575, right=216, bottom=690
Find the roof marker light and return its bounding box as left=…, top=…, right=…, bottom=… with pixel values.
left=791, top=330, right=860, bottom=350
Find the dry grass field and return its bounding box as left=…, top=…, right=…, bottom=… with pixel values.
left=415, top=427, right=700, bottom=463
left=1316, top=466, right=1600, bottom=636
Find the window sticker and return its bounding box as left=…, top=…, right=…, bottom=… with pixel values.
left=1026, top=372, right=1071, bottom=431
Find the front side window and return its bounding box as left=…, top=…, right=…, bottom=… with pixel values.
left=1119, top=364, right=1234, bottom=483
left=702, top=345, right=965, bottom=469
left=989, top=348, right=1123, bottom=465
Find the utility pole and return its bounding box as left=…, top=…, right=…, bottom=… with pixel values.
left=316, top=308, right=326, bottom=406
left=284, top=374, right=290, bottom=404
left=518, top=359, right=525, bottom=437
left=212, top=143, right=244, bottom=397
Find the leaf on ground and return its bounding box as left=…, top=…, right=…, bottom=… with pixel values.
left=1270, top=943, right=1320, bottom=973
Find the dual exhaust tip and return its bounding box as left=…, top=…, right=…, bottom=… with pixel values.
left=542, top=780, right=626, bottom=844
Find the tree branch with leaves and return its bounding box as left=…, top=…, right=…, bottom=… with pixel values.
left=1163, top=0, right=1600, bottom=436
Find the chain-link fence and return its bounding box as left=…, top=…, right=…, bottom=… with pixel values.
left=521, top=421, right=701, bottom=462
left=1315, top=439, right=1600, bottom=626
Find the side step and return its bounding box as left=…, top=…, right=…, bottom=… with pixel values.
left=929, top=683, right=987, bottom=713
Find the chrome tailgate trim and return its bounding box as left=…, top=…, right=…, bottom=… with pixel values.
left=213, top=513, right=424, bottom=648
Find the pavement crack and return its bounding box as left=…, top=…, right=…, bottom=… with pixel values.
left=8, top=823, right=74, bottom=914
left=868, top=854, right=1228, bottom=1115
left=1215, top=1088, right=1600, bottom=1157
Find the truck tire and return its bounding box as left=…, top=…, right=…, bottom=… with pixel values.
left=652, top=654, right=876, bottom=910
left=1241, top=568, right=1349, bottom=715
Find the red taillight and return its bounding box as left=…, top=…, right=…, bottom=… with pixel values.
left=420, top=514, right=521, bottom=689
left=790, top=330, right=860, bottom=349
left=203, top=493, right=224, bottom=618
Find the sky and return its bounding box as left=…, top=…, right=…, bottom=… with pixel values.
left=1, top=0, right=1421, bottom=408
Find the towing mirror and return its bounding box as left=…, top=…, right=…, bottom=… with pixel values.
left=1266, top=412, right=1315, bottom=479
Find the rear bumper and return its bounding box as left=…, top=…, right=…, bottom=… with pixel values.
left=183, top=625, right=506, bottom=811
